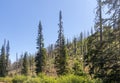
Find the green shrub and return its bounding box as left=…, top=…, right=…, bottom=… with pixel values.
left=73, top=60, right=85, bottom=76
left=12, top=75, right=27, bottom=83
left=56, top=74, right=97, bottom=83
left=24, top=78, right=41, bottom=83
left=42, top=77, right=56, bottom=83
left=38, top=73, right=56, bottom=83
left=0, top=74, right=100, bottom=83
left=0, top=77, right=12, bottom=83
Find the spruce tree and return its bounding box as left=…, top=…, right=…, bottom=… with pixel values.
left=21, top=52, right=28, bottom=76
left=6, top=41, right=10, bottom=75
left=0, top=40, right=10, bottom=77
left=55, top=11, right=68, bottom=75
left=73, top=37, right=77, bottom=55
left=0, top=45, right=6, bottom=77
left=35, top=21, right=46, bottom=74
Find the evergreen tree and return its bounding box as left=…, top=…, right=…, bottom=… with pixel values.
left=73, top=37, right=77, bottom=55
left=79, top=32, right=83, bottom=55
left=0, top=45, right=6, bottom=77
left=91, top=27, right=93, bottom=35
left=35, top=21, right=46, bottom=74
left=0, top=40, right=10, bottom=77
left=55, top=11, right=68, bottom=75
left=95, top=0, right=103, bottom=44
left=6, top=41, right=10, bottom=75
left=21, top=52, right=28, bottom=76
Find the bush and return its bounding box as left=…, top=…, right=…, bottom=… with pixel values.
left=12, top=75, right=27, bottom=83
left=56, top=74, right=98, bottom=83
left=24, top=78, right=41, bottom=83
left=73, top=61, right=85, bottom=76
left=38, top=73, right=56, bottom=83
left=0, top=74, right=100, bottom=83
left=0, top=77, right=12, bottom=83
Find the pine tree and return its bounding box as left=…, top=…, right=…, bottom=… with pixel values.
left=55, top=11, right=68, bottom=75
left=73, top=37, right=77, bottom=55
left=0, top=40, right=10, bottom=77
left=0, top=45, right=6, bottom=77
left=79, top=32, right=83, bottom=55
left=35, top=21, right=46, bottom=74
left=95, top=0, right=103, bottom=44
left=21, top=52, right=28, bottom=76
left=6, top=41, right=10, bottom=75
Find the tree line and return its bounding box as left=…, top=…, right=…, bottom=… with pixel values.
left=0, top=0, right=120, bottom=82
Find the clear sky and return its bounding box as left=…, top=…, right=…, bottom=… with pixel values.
left=0, top=0, right=97, bottom=62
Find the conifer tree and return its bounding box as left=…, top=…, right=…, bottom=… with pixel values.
left=21, top=52, right=28, bottom=76
left=95, top=0, right=103, bottom=44
left=6, top=41, right=10, bottom=75
left=79, top=32, right=83, bottom=55
left=35, top=21, right=46, bottom=74
left=0, top=45, right=6, bottom=77
left=73, top=37, right=77, bottom=55
left=55, top=11, right=68, bottom=75
left=0, top=40, right=10, bottom=77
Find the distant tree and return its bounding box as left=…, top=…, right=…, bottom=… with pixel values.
left=55, top=11, right=68, bottom=75
left=6, top=41, right=10, bottom=75
left=91, top=27, right=94, bottom=35
left=0, top=45, right=6, bottom=77
left=35, top=21, right=46, bottom=74
left=21, top=52, right=28, bottom=76
left=47, top=44, right=54, bottom=58
left=79, top=32, right=83, bottom=55
left=73, top=37, right=77, bottom=55
left=29, top=54, right=35, bottom=75
left=0, top=40, right=10, bottom=77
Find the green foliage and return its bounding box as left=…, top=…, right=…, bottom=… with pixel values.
left=0, top=40, right=10, bottom=77
left=21, top=52, right=29, bottom=76
left=0, top=74, right=101, bottom=83
left=12, top=75, right=27, bottom=83
left=0, top=77, right=12, bottom=83
left=35, top=21, right=46, bottom=74
left=24, top=78, right=41, bottom=83
left=57, top=74, right=97, bottom=83
left=73, top=60, right=85, bottom=76
left=85, top=27, right=120, bottom=82
left=55, top=11, right=69, bottom=75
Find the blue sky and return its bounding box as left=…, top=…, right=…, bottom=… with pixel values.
left=0, top=0, right=96, bottom=62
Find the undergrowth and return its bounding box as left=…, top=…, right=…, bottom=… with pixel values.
left=0, top=74, right=101, bottom=83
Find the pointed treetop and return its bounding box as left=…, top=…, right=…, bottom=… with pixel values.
left=59, top=10, right=62, bottom=20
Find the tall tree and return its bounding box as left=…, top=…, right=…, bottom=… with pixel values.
left=21, top=52, right=28, bottom=76
left=73, top=37, right=77, bottom=55
left=6, top=41, right=10, bottom=75
left=55, top=11, right=68, bottom=75
left=0, top=40, right=10, bottom=77
left=95, top=0, right=103, bottom=44
left=0, top=45, right=6, bottom=77
left=79, top=32, right=83, bottom=55
left=35, top=21, right=46, bottom=74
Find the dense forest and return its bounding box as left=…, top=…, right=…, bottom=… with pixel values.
left=0, top=0, right=120, bottom=83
